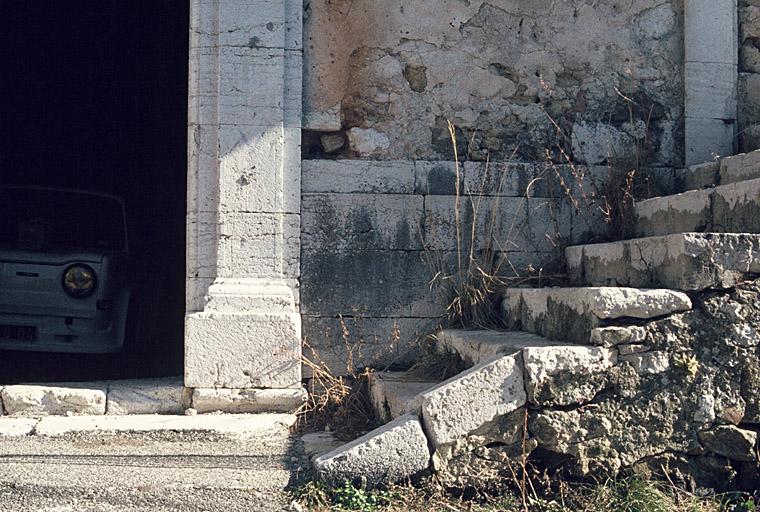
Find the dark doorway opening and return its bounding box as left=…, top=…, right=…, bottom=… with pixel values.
left=0, top=1, right=189, bottom=382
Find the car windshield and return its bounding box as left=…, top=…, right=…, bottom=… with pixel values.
left=0, top=188, right=126, bottom=252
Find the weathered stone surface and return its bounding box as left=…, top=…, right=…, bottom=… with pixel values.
left=302, top=193, right=424, bottom=251
left=436, top=329, right=555, bottom=366
left=185, top=311, right=301, bottom=389
left=420, top=354, right=525, bottom=450
left=192, top=387, right=307, bottom=414
left=304, top=0, right=683, bottom=164
left=368, top=372, right=437, bottom=422
left=526, top=280, right=760, bottom=477
left=566, top=233, right=760, bottom=291
left=106, top=378, right=189, bottom=416
left=34, top=413, right=297, bottom=438
left=0, top=418, right=38, bottom=437
left=434, top=407, right=532, bottom=488
left=346, top=128, right=390, bottom=157
left=635, top=187, right=712, bottom=237
left=523, top=345, right=617, bottom=406
left=720, top=150, right=760, bottom=185
left=503, top=287, right=692, bottom=343
left=590, top=326, right=648, bottom=347
left=314, top=414, right=431, bottom=486
left=571, top=122, right=633, bottom=165
left=699, top=426, right=758, bottom=462
left=685, top=117, right=736, bottom=166
left=1, top=385, right=107, bottom=417
left=636, top=178, right=760, bottom=237
left=301, top=316, right=435, bottom=378
left=675, top=161, right=720, bottom=192
left=302, top=160, right=415, bottom=194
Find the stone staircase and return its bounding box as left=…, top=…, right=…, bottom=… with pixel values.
left=314, top=151, right=760, bottom=490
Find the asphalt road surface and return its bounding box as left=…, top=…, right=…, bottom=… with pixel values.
left=0, top=429, right=307, bottom=511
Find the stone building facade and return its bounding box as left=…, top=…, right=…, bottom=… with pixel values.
left=184, top=0, right=750, bottom=390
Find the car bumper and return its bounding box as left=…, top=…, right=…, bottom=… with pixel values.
left=0, top=313, right=124, bottom=353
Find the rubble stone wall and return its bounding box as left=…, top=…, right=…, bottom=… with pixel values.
left=300, top=0, right=687, bottom=372
left=303, top=0, right=684, bottom=165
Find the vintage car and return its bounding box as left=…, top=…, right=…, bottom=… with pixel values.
left=0, top=186, right=130, bottom=353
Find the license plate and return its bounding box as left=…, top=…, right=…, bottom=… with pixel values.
left=0, top=324, right=37, bottom=341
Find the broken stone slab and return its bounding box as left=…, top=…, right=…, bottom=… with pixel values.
left=436, top=329, right=556, bottom=366
left=523, top=345, right=617, bottom=406
left=503, top=287, right=692, bottom=343
left=368, top=372, right=438, bottom=422
left=34, top=413, right=297, bottom=438
left=0, top=418, right=38, bottom=437
left=314, top=414, right=431, bottom=487
left=720, top=150, right=760, bottom=185
left=420, top=353, right=526, bottom=451
left=191, top=387, right=307, bottom=414
left=106, top=377, right=190, bottom=416
left=699, top=425, right=758, bottom=462
left=566, top=233, right=760, bottom=291
left=636, top=177, right=760, bottom=237
left=1, top=384, right=107, bottom=417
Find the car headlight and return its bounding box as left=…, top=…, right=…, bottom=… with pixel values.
left=62, top=264, right=97, bottom=298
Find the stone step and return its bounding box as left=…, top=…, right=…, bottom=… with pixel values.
left=436, top=328, right=558, bottom=366
left=636, top=177, right=760, bottom=237
left=502, top=287, right=692, bottom=343
left=676, top=150, right=760, bottom=193
left=566, top=233, right=760, bottom=291
left=368, top=372, right=440, bottom=423
left=316, top=338, right=622, bottom=487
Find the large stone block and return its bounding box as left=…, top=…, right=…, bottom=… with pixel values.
left=635, top=188, right=712, bottom=237
left=503, top=287, right=692, bottom=343
left=685, top=0, right=738, bottom=65
left=566, top=233, right=760, bottom=291
left=420, top=353, right=526, bottom=450
left=302, top=193, right=424, bottom=251
left=720, top=149, right=760, bottom=185
left=437, top=329, right=555, bottom=366
left=185, top=312, right=301, bottom=388
left=314, top=414, right=431, bottom=487
left=685, top=117, right=736, bottom=166
left=684, top=62, right=738, bottom=121
left=106, top=378, right=189, bottom=416
left=300, top=250, right=435, bottom=316
left=302, top=160, right=415, bottom=194
left=422, top=195, right=568, bottom=253
left=192, top=387, right=307, bottom=413
left=1, top=385, right=107, bottom=417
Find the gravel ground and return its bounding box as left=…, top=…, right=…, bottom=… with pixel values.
left=0, top=429, right=307, bottom=511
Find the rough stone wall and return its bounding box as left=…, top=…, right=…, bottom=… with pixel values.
left=300, top=0, right=686, bottom=373
left=526, top=281, right=760, bottom=490
left=300, top=160, right=576, bottom=373
left=300, top=159, right=678, bottom=373
left=303, top=0, right=684, bottom=166
left=740, top=1, right=760, bottom=152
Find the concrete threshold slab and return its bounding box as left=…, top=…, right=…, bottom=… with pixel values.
left=32, top=413, right=297, bottom=438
